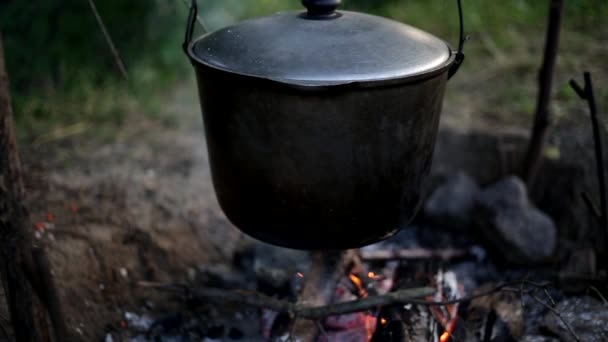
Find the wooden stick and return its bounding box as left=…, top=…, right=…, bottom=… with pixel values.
left=139, top=281, right=434, bottom=319
left=359, top=248, right=469, bottom=262
left=140, top=280, right=565, bottom=317
left=570, top=72, right=608, bottom=253
left=531, top=294, right=581, bottom=342
left=86, top=0, right=129, bottom=80
left=521, top=0, right=565, bottom=184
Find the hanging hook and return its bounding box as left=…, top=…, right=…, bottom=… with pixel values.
left=448, top=0, right=467, bottom=79
left=183, top=0, right=199, bottom=54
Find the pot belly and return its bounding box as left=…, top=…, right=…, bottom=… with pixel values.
left=195, top=68, right=446, bottom=249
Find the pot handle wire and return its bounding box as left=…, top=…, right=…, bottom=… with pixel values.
left=447, top=0, right=467, bottom=80
left=182, top=0, right=204, bottom=55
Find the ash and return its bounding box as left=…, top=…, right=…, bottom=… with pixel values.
left=108, top=171, right=605, bottom=342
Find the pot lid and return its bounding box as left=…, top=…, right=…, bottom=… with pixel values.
left=188, top=1, right=453, bottom=86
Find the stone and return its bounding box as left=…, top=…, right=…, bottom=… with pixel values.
left=424, top=172, right=480, bottom=230
left=475, top=176, right=557, bottom=265
left=543, top=296, right=608, bottom=342
left=431, top=127, right=528, bottom=185
left=478, top=175, right=529, bottom=207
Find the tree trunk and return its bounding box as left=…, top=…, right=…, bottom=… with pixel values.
left=0, top=33, right=40, bottom=342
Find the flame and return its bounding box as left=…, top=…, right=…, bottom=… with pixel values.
left=34, top=222, right=45, bottom=232
left=368, top=271, right=376, bottom=278
left=438, top=307, right=458, bottom=342
left=348, top=274, right=369, bottom=298
left=427, top=297, right=459, bottom=342
left=349, top=274, right=363, bottom=287
left=380, top=318, right=388, bottom=325
left=365, top=315, right=376, bottom=341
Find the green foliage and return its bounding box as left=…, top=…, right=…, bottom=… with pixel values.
left=1, top=0, right=186, bottom=88
left=0, top=0, right=187, bottom=134
left=1, top=0, right=606, bottom=135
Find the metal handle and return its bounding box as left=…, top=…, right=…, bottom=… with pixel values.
left=183, top=0, right=198, bottom=55
left=447, top=0, right=466, bottom=79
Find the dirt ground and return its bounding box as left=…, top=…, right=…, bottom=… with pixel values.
left=16, top=86, right=252, bottom=340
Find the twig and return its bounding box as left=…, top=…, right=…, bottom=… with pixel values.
left=140, top=279, right=555, bottom=320
left=315, top=320, right=328, bottom=340
left=86, top=0, right=129, bottom=80
left=587, top=286, right=608, bottom=305
left=524, top=280, right=579, bottom=341
left=360, top=248, right=468, bottom=262
left=200, top=286, right=435, bottom=319
left=521, top=0, right=565, bottom=184
left=582, top=191, right=602, bottom=220
left=543, top=287, right=557, bottom=306
left=139, top=282, right=434, bottom=319
left=531, top=295, right=581, bottom=342
left=570, top=72, right=608, bottom=250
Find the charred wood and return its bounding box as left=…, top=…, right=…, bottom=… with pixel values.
left=290, top=250, right=352, bottom=341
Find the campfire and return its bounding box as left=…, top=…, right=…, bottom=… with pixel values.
left=115, top=173, right=606, bottom=342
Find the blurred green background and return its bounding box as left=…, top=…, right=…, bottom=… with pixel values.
left=1, top=0, right=606, bottom=138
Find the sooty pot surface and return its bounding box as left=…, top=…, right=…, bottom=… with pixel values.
left=195, top=68, right=447, bottom=249
left=184, top=0, right=464, bottom=249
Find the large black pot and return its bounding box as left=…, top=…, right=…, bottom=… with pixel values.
left=184, top=0, right=466, bottom=249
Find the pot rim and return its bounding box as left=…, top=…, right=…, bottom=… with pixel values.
left=186, top=33, right=456, bottom=90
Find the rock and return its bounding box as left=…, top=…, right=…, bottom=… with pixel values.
left=431, top=127, right=528, bottom=185
left=543, top=297, right=608, bottom=342
left=424, top=172, right=480, bottom=230
left=475, top=176, right=557, bottom=265
left=479, top=175, right=528, bottom=207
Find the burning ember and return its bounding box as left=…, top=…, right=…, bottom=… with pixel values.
left=117, top=200, right=602, bottom=342
left=423, top=269, right=463, bottom=342
left=349, top=273, right=369, bottom=298
left=257, top=251, right=466, bottom=342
